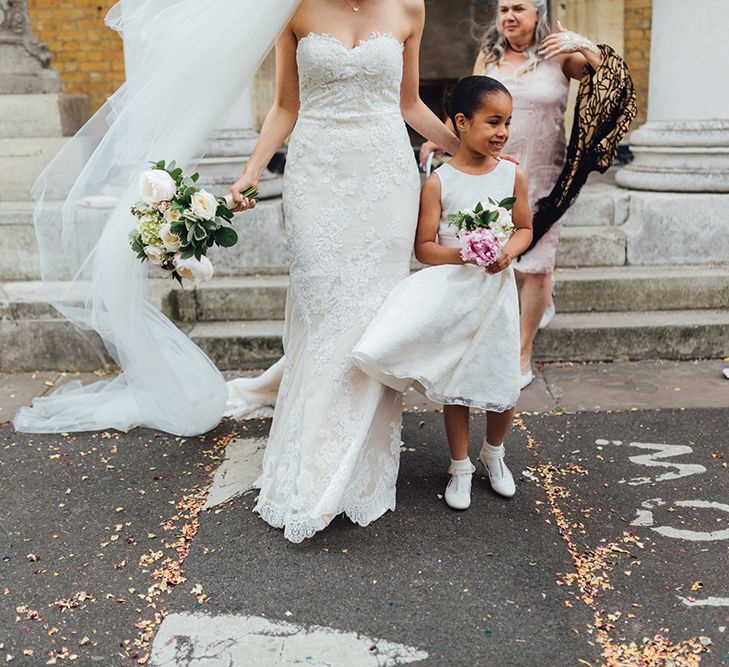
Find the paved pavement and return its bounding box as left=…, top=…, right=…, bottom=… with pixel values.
left=0, top=361, right=727, bottom=665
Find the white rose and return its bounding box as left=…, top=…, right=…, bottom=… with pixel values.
left=139, top=169, right=177, bottom=205
left=144, top=245, right=165, bottom=266
left=492, top=208, right=515, bottom=243
left=159, top=223, right=182, bottom=252
left=174, top=254, right=214, bottom=285
left=189, top=190, right=219, bottom=221
left=164, top=207, right=182, bottom=224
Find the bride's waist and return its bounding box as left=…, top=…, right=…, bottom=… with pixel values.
left=297, top=108, right=402, bottom=123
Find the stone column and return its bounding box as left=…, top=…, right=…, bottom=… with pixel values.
left=0, top=0, right=59, bottom=94
left=616, top=0, right=729, bottom=192
left=613, top=0, right=729, bottom=265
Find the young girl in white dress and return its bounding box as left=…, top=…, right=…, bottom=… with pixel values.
left=353, top=76, right=533, bottom=510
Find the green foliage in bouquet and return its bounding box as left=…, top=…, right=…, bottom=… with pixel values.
left=128, top=159, right=258, bottom=285
left=447, top=196, right=516, bottom=233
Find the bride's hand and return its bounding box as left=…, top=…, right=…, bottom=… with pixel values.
left=419, top=140, right=443, bottom=169
left=499, top=154, right=520, bottom=165
left=229, top=175, right=258, bottom=212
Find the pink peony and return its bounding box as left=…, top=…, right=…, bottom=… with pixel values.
left=459, top=228, right=502, bottom=268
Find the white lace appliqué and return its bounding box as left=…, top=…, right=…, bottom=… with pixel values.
left=253, top=33, right=420, bottom=543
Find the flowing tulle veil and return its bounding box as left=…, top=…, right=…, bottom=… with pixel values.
left=13, top=0, right=301, bottom=436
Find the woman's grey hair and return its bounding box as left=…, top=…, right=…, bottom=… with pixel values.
left=477, top=0, right=552, bottom=76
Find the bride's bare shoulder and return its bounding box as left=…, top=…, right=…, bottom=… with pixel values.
left=292, top=0, right=324, bottom=18
left=402, top=0, right=425, bottom=17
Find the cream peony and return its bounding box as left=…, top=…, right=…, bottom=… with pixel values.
left=174, top=254, right=214, bottom=284
left=159, top=222, right=182, bottom=252
left=139, top=169, right=177, bottom=205
left=189, top=190, right=218, bottom=221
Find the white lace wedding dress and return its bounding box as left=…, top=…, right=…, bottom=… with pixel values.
left=252, top=32, right=421, bottom=543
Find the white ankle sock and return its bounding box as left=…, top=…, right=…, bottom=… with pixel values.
left=482, top=442, right=504, bottom=460
left=449, top=457, right=474, bottom=474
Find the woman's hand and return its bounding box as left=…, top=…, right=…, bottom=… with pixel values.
left=419, top=140, right=443, bottom=169
left=229, top=175, right=258, bottom=212
left=538, top=20, right=600, bottom=59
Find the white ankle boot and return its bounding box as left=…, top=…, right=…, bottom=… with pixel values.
left=444, top=458, right=476, bottom=510
left=479, top=443, right=516, bottom=498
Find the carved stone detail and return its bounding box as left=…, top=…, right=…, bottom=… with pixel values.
left=0, top=0, right=52, bottom=68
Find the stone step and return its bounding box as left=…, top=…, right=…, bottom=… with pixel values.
left=187, top=311, right=729, bottom=369
left=560, top=183, right=629, bottom=227
left=0, top=198, right=288, bottom=280
left=553, top=265, right=729, bottom=312
left=0, top=279, right=176, bottom=372
left=555, top=226, right=626, bottom=267
left=165, top=264, right=729, bottom=321
left=0, top=202, right=39, bottom=279
left=534, top=309, right=729, bottom=362
left=0, top=137, right=68, bottom=201
left=3, top=306, right=727, bottom=372
left=5, top=263, right=728, bottom=325
left=0, top=318, right=111, bottom=372
left=167, top=275, right=289, bottom=322
left=190, top=320, right=284, bottom=370
left=0, top=94, right=89, bottom=138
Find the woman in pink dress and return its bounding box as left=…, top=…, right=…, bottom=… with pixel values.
left=421, top=0, right=606, bottom=388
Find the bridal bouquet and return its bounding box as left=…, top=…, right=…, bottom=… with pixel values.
left=128, top=160, right=258, bottom=285
left=448, top=197, right=516, bottom=268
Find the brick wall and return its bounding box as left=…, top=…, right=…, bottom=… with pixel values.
left=623, top=0, right=652, bottom=127
left=27, top=0, right=125, bottom=113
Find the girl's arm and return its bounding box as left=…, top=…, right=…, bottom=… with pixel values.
left=400, top=1, right=459, bottom=156
left=414, top=175, right=464, bottom=266
left=229, top=26, right=301, bottom=209
left=487, top=166, right=533, bottom=274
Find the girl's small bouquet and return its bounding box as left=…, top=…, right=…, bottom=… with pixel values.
left=448, top=197, right=516, bottom=268
left=129, top=160, right=257, bottom=285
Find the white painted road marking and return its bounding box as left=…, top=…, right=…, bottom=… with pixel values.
left=626, top=442, right=706, bottom=484
left=203, top=438, right=266, bottom=511
left=677, top=596, right=729, bottom=607
left=150, top=613, right=429, bottom=666
left=631, top=499, right=729, bottom=542
left=605, top=441, right=707, bottom=486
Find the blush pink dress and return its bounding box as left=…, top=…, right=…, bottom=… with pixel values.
left=483, top=57, right=570, bottom=274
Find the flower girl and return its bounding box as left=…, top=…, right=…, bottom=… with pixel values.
left=353, top=76, right=533, bottom=510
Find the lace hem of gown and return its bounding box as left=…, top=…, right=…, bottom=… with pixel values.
left=352, top=351, right=519, bottom=414
left=253, top=486, right=396, bottom=544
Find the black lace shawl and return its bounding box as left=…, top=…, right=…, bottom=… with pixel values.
left=525, top=44, right=638, bottom=252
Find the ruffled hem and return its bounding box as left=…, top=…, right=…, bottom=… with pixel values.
left=352, top=351, right=519, bottom=414
left=253, top=492, right=396, bottom=544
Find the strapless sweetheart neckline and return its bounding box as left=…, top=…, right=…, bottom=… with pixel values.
left=298, top=31, right=403, bottom=53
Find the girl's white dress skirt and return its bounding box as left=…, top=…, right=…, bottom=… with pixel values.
left=352, top=253, right=521, bottom=412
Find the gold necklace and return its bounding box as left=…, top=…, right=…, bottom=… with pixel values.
left=345, top=0, right=361, bottom=12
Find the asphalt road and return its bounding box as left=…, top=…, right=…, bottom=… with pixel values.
left=1, top=408, right=726, bottom=665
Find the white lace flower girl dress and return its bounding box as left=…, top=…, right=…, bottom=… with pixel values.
left=353, top=160, right=521, bottom=411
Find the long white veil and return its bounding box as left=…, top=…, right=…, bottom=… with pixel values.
left=13, top=0, right=300, bottom=436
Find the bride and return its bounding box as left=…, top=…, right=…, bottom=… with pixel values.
left=227, top=0, right=458, bottom=542
left=15, top=0, right=459, bottom=543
